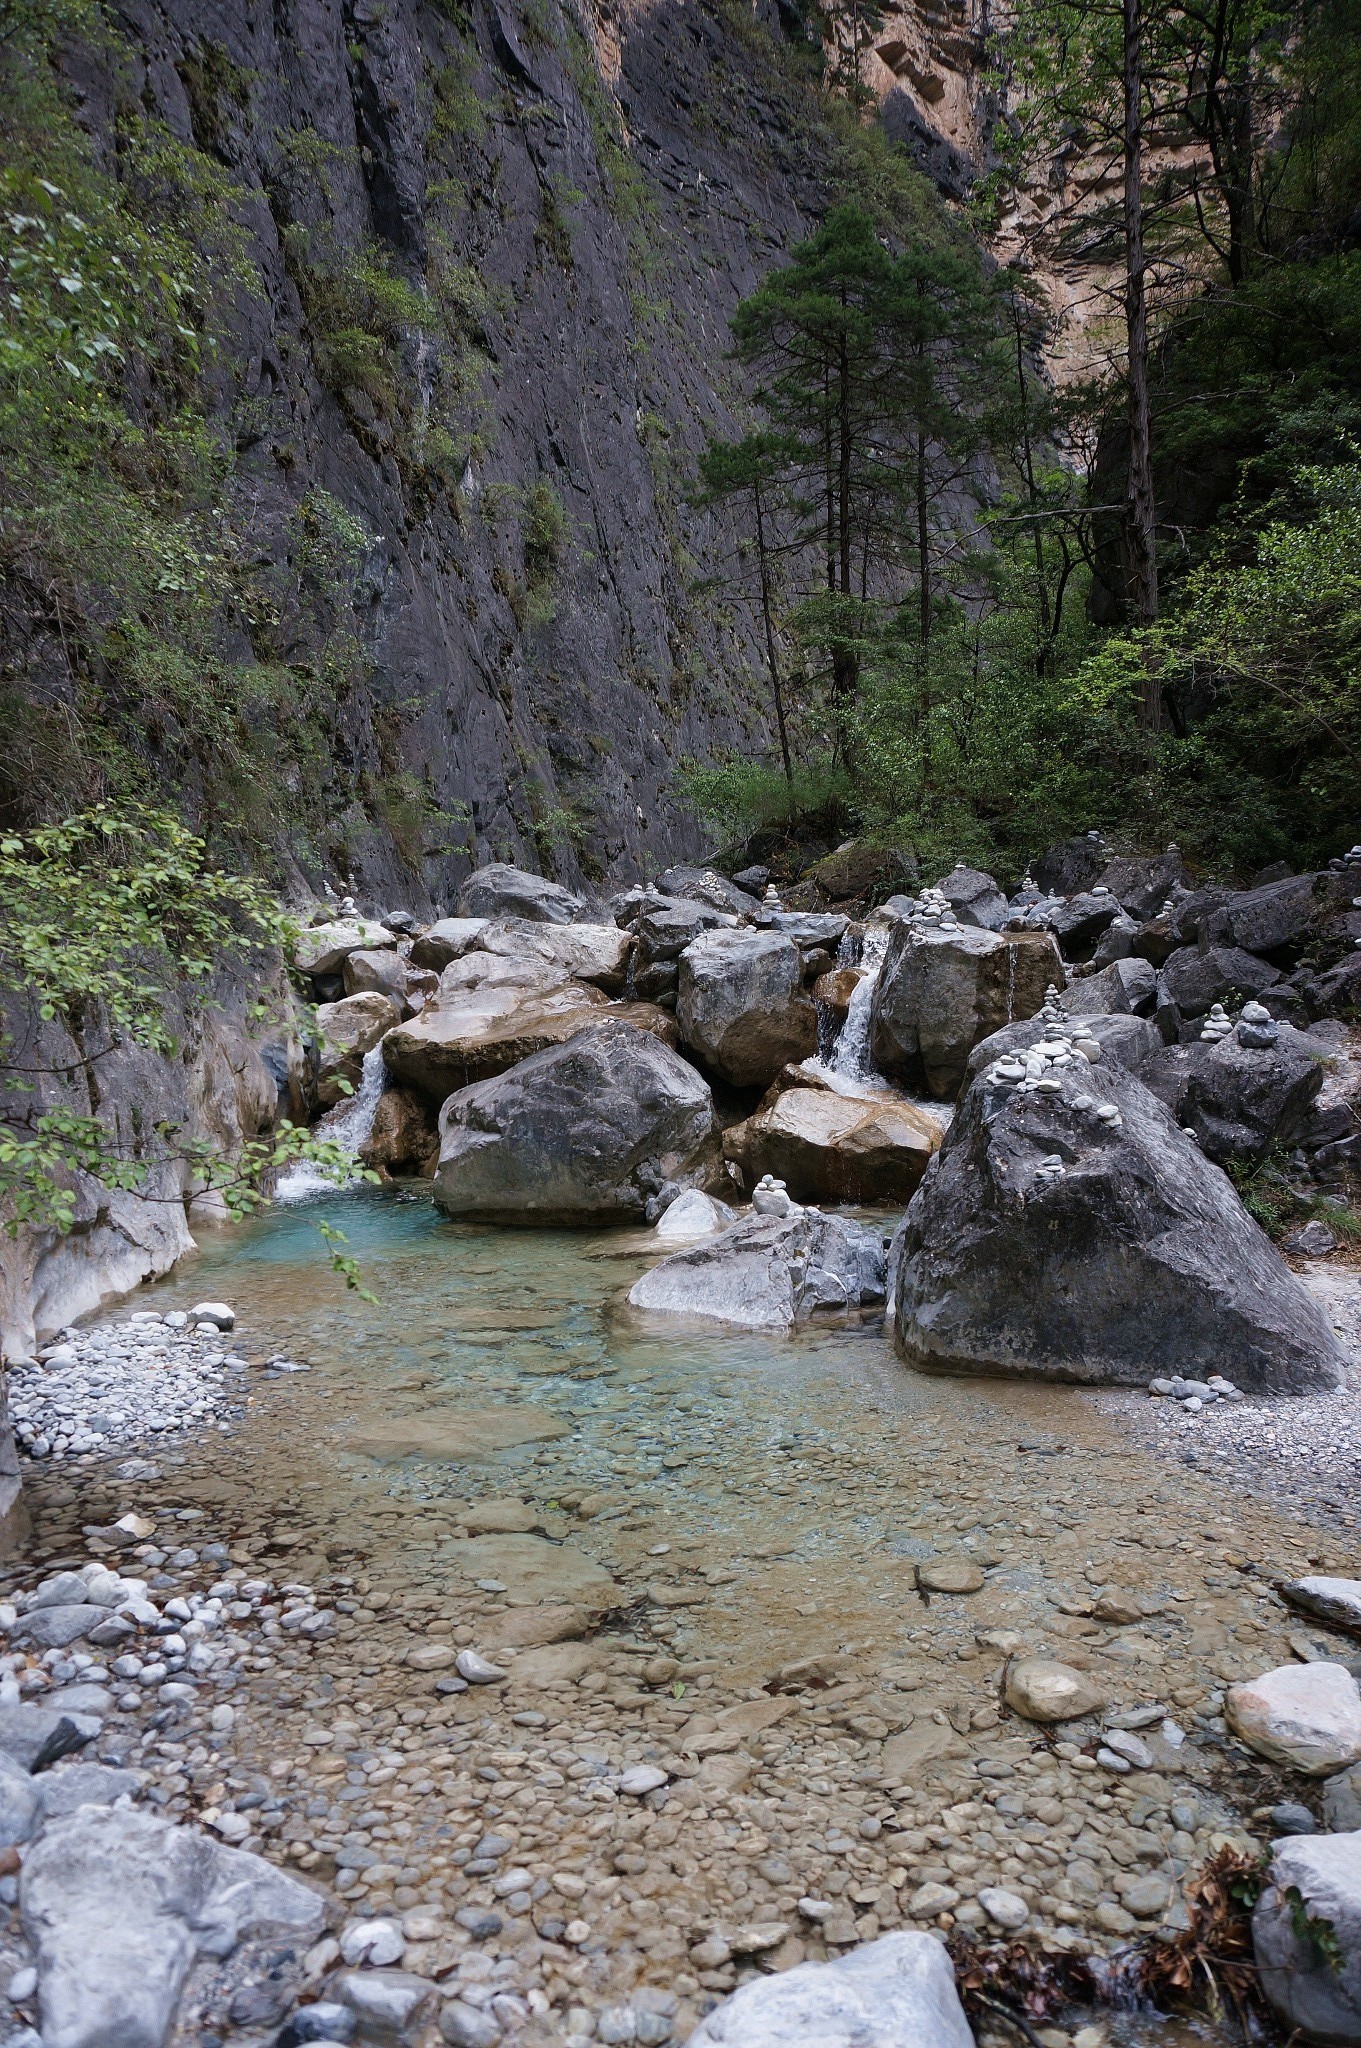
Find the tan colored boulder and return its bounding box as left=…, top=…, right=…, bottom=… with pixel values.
left=726, top=1085, right=941, bottom=1203
left=451, top=1533, right=621, bottom=1610
left=1004, top=1658, right=1109, bottom=1722
left=1226, top=1663, right=1361, bottom=1776
left=347, top=1405, right=569, bottom=1460
left=485, top=1605, right=590, bottom=1649
left=382, top=970, right=676, bottom=1100
left=812, top=965, right=865, bottom=1026
left=314, top=992, right=399, bottom=1106
left=461, top=1498, right=538, bottom=1535
left=510, top=1642, right=605, bottom=1687
left=917, top=1557, right=985, bottom=1595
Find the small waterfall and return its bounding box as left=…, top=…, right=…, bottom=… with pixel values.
left=275, top=1044, right=387, bottom=1201
left=824, top=924, right=889, bottom=1085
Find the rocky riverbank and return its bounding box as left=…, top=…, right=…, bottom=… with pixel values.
left=4, top=1238, right=1361, bottom=2046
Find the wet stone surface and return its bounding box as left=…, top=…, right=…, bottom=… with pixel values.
left=2, top=1189, right=1359, bottom=2046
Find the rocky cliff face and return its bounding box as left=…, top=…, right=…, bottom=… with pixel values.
left=73, top=0, right=852, bottom=906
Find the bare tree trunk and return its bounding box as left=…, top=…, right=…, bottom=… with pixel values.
left=1122, top=0, right=1162, bottom=730
left=753, top=479, right=793, bottom=785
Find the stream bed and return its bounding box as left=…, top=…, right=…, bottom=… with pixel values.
left=13, top=1185, right=1357, bottom=2045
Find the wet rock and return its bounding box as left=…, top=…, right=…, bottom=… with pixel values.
left=677, top=928, right=818, bottom=1088
left=1254, top=1831, right=1361, bottom=2041
left=451, top=1534, right=620, bottom=1610
left=293, top=920, right=394, bottom=976
left=314, top=992, right=400, bottom=1106
left=1226, top=1664, right=1361, bottom=1776
left=433, top=1019, right=719, bottom=1223
left=1004, top=1660, right=1109, bottom=1722
left=870, top=925, right=1061, bottom=1098
left=684, top=1930, right=973, bottom=2047
left=454, top=863, right=583, bottom=925
left=1180, top=1023, right=1326, bottom=1165
left=21, top=1805, right=324, bottom=2048
left=629, top=1211, right=886, bottom=1330
left=724, top=1087, right=942, bottom=1205
left=893, top=1056, right=1343, bottom=1392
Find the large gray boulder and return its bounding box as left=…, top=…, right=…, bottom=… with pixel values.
left=1062, top=956, right=1156, bottom=1017
left=1181, top=1021, right=1327, bottom=1164
left=677, top=928, right=817, bottom=1088
left=454, top=863, right=583, bottom=925
left=433, top=1019, right=719, bottom=1223
left=1160, top=943, right=1280, bottom=1020
left=683, top=1930, right=974, bottom=2048
left=21, top=1805, right=325, bottom=2048
left=629, top=1210, right=886, bottom=1330
left=1203, top=873, right=1319, bottom=961
left=965, top=1011, right=1164, bottom=1087
left=1254, top=1831, right=1361, bottom=2042
left=408, top=917, right=489, bottom=971
left=893, top=1053, right=1343, bottom=1392
left=937, top=865, right=1009, bottom=931
left=473, top=918, right=634, bottom=994
left=870, top=925, right=1062, bottom=1099
left=1096, top=849, right=1186, bottom=921
left=655, top=865, right=761, bottom=915
left=634, top=894, right=739, bottom=963
left=1046, top=890, right=1123, bottom=962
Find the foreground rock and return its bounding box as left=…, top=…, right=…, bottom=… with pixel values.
left=893, top=1052, right=1343, bottom=1391
left=1179, top=1019, right=1327, bottom=1164
left=433, top=1020, right=719, bottom=1223
left=725, top=1085, right=941, bottom=1203
left=677, top=928, right=817, bottom=1087
left=473, top=916, right=634, bottom=993
left=683, top=1930, right=975, bottom=2048
left=453, top=861, right=584, bottom=924
left=1005, top=1659, right=1109, bottom=1723
left=1226, top=1664, right=1361, bottom=1776
left=1254, top=1831, right=1361, bottom=2042
left=22, top=1804, right=325, bottom=2048
left=629, top=1210, right=885, bottom=1329
left=870, top=925, right=1062, bottom=1097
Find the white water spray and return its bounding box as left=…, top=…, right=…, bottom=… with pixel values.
left=825, top=923, right=889, bottom=1085
left=274, top=1044, right=386, bottom=1201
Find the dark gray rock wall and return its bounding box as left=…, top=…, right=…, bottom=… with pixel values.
left=82, top=0, right=837, bottom=906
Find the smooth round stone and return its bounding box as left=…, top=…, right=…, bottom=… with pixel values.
left=455, top=1650, right=506, bottom=1684
left=978, top=1886, right=1030, bottom=1930
left=917, top=1558, right=985, bottom=1595
left=619, top=1764, right=668, bottom=1796
left=1005, top=1659, right=1109, bottom=1723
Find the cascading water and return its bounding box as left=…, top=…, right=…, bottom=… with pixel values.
left=274, top=1043, right=387, bottom=1201
left=825, top=922, right=889, bottom=1084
